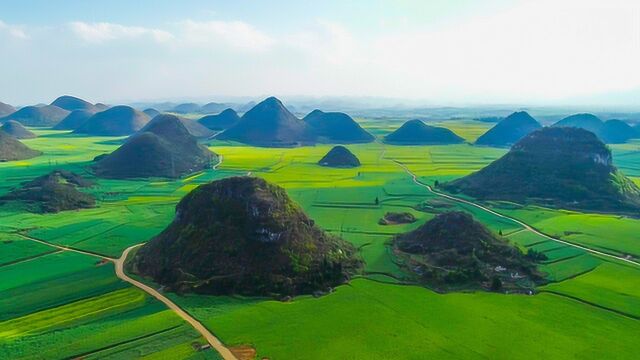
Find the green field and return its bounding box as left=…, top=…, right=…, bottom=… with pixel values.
left=0, top=121, right=639, bottom=359
left=173, top=279, right=639, bottom=359
left=0, top=251, right=219, bottom=359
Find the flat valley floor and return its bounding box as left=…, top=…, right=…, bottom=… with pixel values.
left=1, top=119, right=639, bottom=359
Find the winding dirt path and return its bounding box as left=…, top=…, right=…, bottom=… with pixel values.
left=213, top=155, right=223, bottom=170
left=16, top=235, right=237, bottom=359
left=393, top=160, right=640, bottom=267
left=16, top=154, right=238, bottom=359
left=115, top=245, right=238, bottom=360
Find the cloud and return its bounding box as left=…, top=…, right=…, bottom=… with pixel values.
left=67, top=20, right=274, bottom=53
left=5, top=1, right=640, bottom=104
left=281, top=0, right=640, bottom=102
left=179, top=20, right=274, bottom=52
left=69, top=21, right=174, bottom=43
left=0, top=20, right=28, bottom=39
left=288, top=20, right=362, bottom=65
left=364, top=0, right=640, bottom=101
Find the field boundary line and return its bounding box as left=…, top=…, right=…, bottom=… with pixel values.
left=0, top=249, right=61, bottom=268
left=17, top=238, right=237, bottom=358
left=67, top=324, right=184, bottom=359
left=17, top=233, right=115, bottom=261
left=17, top=237, right=238, bottom=360
left=540, top=290, right=640, bottom=320
left=393, top=160, right=640, bottom=268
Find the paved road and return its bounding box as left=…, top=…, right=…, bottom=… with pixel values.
left=394, top=160, right=640, bottom=267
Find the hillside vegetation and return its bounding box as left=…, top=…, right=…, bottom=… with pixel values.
left=385, top=119, right=464, bottom=145
left=394, top=212, right=543, bottom=291
left=0, top=170, right=95, bottom=213
left=131, top=176, right=361, bottom=297
left=318, top=146, right=361, bottom=168
left=446, top=127, right=640, bottom=212
left=93, top=114, right=216, bottom=179
left=475, top=111, right=541, bottom=147
left=0, top=131, right=41, bottom=161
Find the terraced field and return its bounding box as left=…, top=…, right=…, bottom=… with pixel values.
left=1, top=121, right=638, bottom=359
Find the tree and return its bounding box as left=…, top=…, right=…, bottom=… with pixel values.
left=490, top=277, right=503, bottom=291
left=434, top=180, right=439, bottom=187
left=498, top=229, right=503, bottom=236
left=526, top=248, right=547, bottom=262
left=374, top=196, right=379, bottom=205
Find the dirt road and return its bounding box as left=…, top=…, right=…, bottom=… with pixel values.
left=16, top=237, right=237, bottom=359
left=115, top=245, right=238, bottom=360
left=17, top=154, right=239, bottom=359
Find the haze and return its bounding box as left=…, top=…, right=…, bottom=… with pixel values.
left=1, top=0, right=640, bottom=106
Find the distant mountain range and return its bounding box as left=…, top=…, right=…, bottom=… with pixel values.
left=3, top=95, right=639, bottom=145
left=198, top=108, right=240, bottom=131
left=138, top=115, right=214, bottom=139
left=0, top=131, right=41, bottom=161
left=0, top=102, right=16, bottom=117
left=1, top=120, right=36, bottom=139
left=54, top=110, right=97, bottom=130
left=553, top=113, right=637, bottom=144
left=51, top=95, right=103, bottom=113
left=143, top=108, right=161, bottom=118
left=75, top=106, right=150, bottom=136
left=0, top=96, right=110, bottom=128
left=216, top=97, right=375, bottom=146
left=216, top=97, right=311, bottom=146
left=0, top=105, right=70, bottom=127
left=134, top=100, right=259, bottom=115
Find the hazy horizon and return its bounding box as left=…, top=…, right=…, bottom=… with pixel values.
left=2, top=0, right=640, bottom=107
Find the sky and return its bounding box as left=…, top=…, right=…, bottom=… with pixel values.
left=1, top=0, right=640, bottom=106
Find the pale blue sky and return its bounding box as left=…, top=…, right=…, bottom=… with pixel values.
left=1, top=0, right=639, bottom=106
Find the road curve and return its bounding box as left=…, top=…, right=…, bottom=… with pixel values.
left=213, top=154, right=223, bottom=170
left=17, top=155, right=238, bottom=359
left=115, top=245, right=238, bottom=360
left=17, top=235, right=238, bottom=360
left=115, top=155, right=237, bottom=359
left=394, top=160, right=640, bottom=267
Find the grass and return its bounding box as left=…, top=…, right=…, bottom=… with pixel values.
left=0, top=123, right=638, bottom=359
left=0, top=304, right=201, bottom=359
left=0, top=251, right=100, bottom=293
left=0, top=287, right=148, bottom=339
left=542, top=261, right=640, bottom=318
left=495, top=205, right=640, bottom=258
left=540, top=254, right=602, bottom=282
left=0, top=234, right=54, bottom=266
left=173, top=279, right=640, bottom=360
left=0, top=262, right=127, bottom=321
left=0, top=254, right=211, bottom=359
